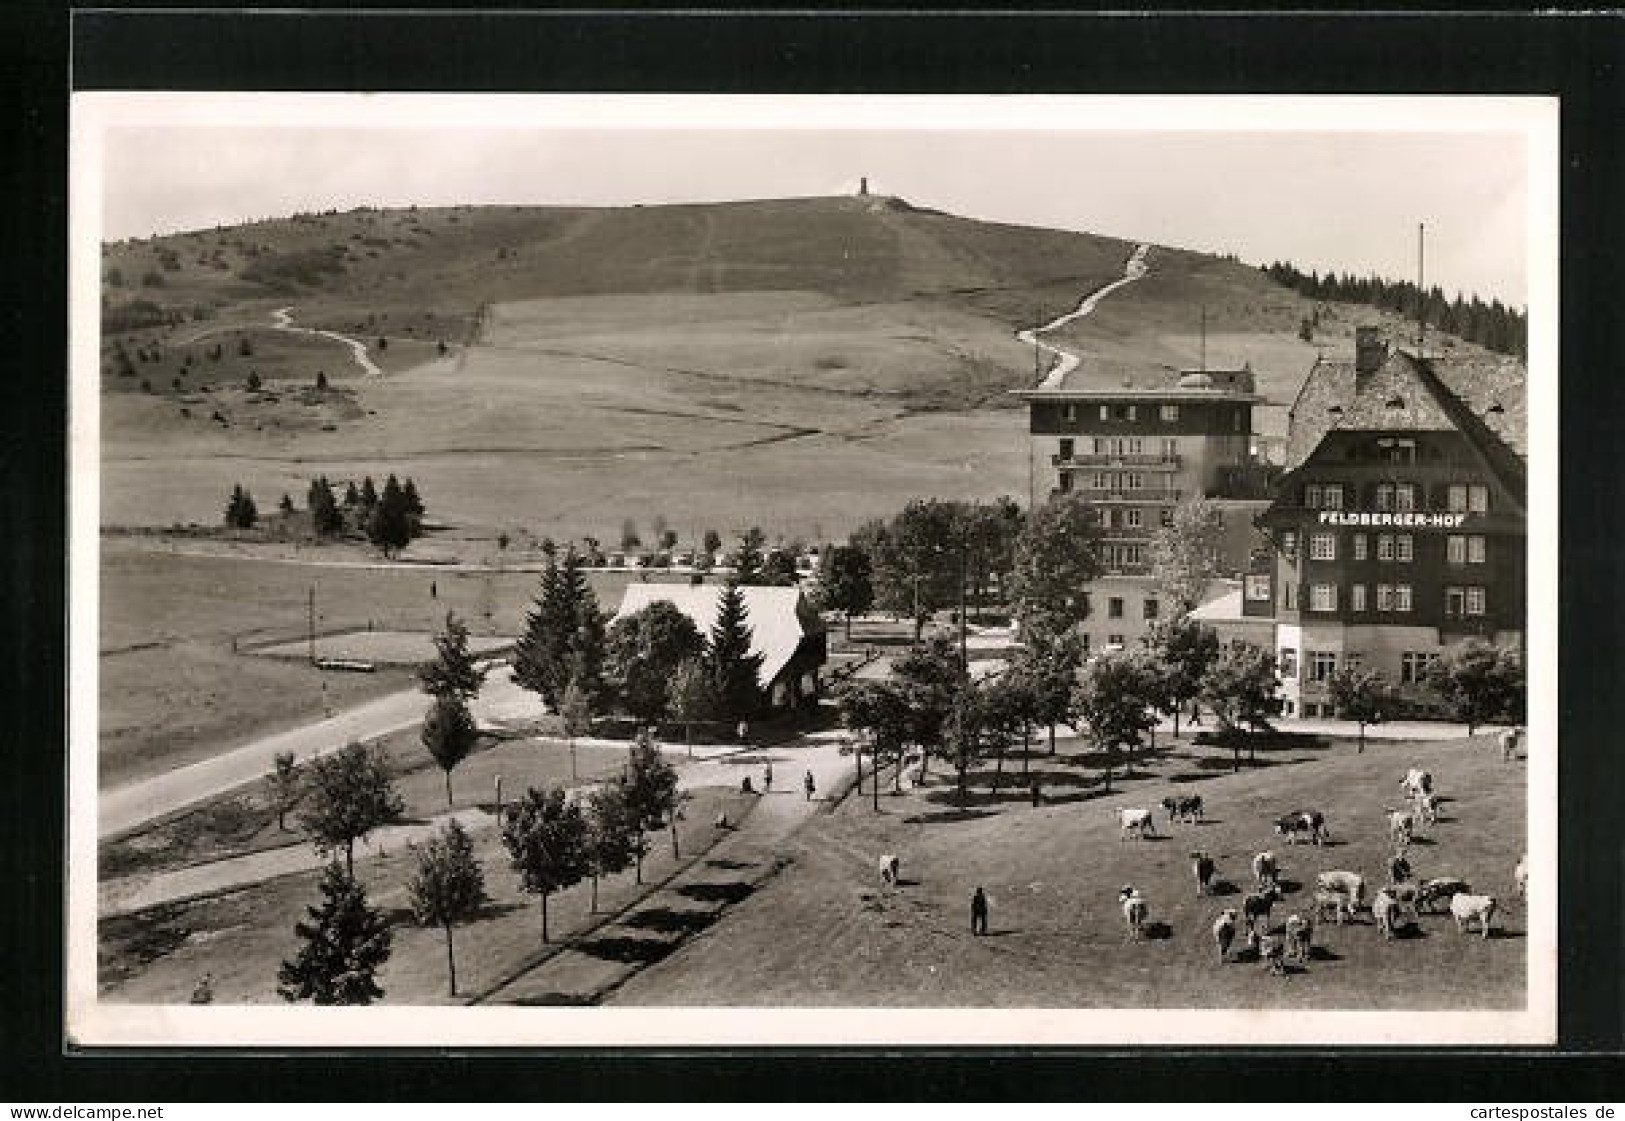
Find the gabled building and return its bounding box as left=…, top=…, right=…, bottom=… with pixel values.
left=1252, top=327, right=1527, bottom=716
left=614, top=583, right=827, bottom=710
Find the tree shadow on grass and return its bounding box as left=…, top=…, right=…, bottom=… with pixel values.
left=574, top=935, right=676, bottom=965
left=1209, top=879, right=1242, bottom=897
left=704, top=857, right=755, bottom=871
left=904, top=807, right=997, bottom=825
left=1487, top=927, right=1526, bottom=941
left=1142, top=921, right=1173, bottom=941
left=623, top=907, right=716, bottom=936
left=678, top=881, right=754, bottom=905
left=512, top=992, right=596, bottom=1006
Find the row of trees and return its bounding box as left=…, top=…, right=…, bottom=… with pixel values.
left=274, top=732, right=684, bottom=1002
left=223, top=473, right=426, bottom=553
left=1261, top=260, right=1527, bottom=360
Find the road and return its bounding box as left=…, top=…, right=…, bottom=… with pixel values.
left=270, top=306, right=383, bottom=377
left=1016, top=243, right=1150, bottom=387
left=99, top=671, right=542, bottom=839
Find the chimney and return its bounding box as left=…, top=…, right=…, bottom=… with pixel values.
left=1354, top=326, right=1387, bottom=377
left=859, top=177, right=869, bottom=197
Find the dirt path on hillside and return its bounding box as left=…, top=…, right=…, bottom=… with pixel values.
left=270, top=306, right=383, bottom=377
left=1016, top=243, right=1150, bottom=386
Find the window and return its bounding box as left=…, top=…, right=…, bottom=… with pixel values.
left=1099, top=508, right=1113, bottom=529
left=1233, top=408, right=1243, bottom=432
left=1245, top=575, right=1272, bottom=601
left=1108, top=634, right=1126, bottom=647
left=1393, top=584, right=1413, bottom=612
left=1305, top=483, right=1322, bottom=508
left=1079, top=633, right=1091, bottom=653
left=1058, top=473, right=1074, bottom=494
left=1109, top=437, right=1125, bottom=456
left=1401, top=651, right=1438, bottom=685
left=1108, top=597, right=1124, bottom=619
left=1377, top=583, right=1395, bottom=611
left=1344, top=651, right=1364, bottom=672
left=1395, top=534, right=1414, bottom=563
left=1280, top=648, right=1299, bottom=678
left=1123, top=544, right=1145, bottom=566
left=1309, top=651, right=1338, bottom=683
left=1350, top=584, right=1368, bottom=612
left=1125, top=508, right=1143, bottom=529
left=1058, top=438, right=1074, bottom=461
left=1309, top=583, right=1338, bottom=612
left=1062, top=404, right=1077, bottom=423
left=1323, top=484, right=1344, bottom=510
left=1161, top=437, right=1178, bottom=459
left=1376, top=484, right=1395, bottom=511
left=1447, top=535, right=1467, bottom=565
left=1283, top=582, right=1296, bottom=610
left=1091, top=437, right=1106, bottom=455
left=1127, top=437, right=1144, bottom=455
left=1160, top=508, right=1175, bottom=528
left=1126, top=405, right=1138, bottom=421
left=1160, top=404, right=1180, bottom=422
left=1447, top=484, right=1468, bottom=512
left=1352, top=533, right=1368, bottom=561
left=1380, top=438, right=1417, bottom=464
left=1099, top=405, right=1110, bottom=422
left=1309, top=533, right=1337, bottom=561
left=1447, top=483, right=1489, bottom=514
left=1144, top=598, right=1160, bottom=620
left=1467, top=586, right=1487, bottom=615
left=1469, top=535, right=1487, bottom=563
left=1396, top=484, right=1417, bottom=512
left=1281, top=530, right=1298, bottom=559
left=1469, top=484, right=1489, bottom=513
left=1377, top=535, right=1395, bottom=561
left=1126, top=473, right=1144, bottom=490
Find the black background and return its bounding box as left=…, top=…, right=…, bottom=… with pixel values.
left=5, top=3, right=1623, bottom=1101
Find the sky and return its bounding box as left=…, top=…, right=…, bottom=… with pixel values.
left=88, top=97, right=1538, bottom=306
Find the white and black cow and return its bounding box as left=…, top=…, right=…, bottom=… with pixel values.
left=1400, top=768, right=1434, bottom=800
left=1386, top=809, right=1416, bottom=848
left=1241, top=884, right=1281, bottom=934
left=1251, top=850, right=1280, bottom=890
left=1116, top=807, right=1157, bottom=841
left=1212, top=908, right=1238, bottom=961
left=1372, top=887, right=1406, bottom=940
left=1284, top=913, right=1313, bottom=963
left=878, top=853, right=901, bottom=886
left=1416, top=876, right=1471, bottom=914
left=1315, top=870, right=1367, bottom=916
left=1119, top=885, right=1149, bottom=941
left=1161, top=794, right=1205, bottom=825
left=1274, top=810, right=1328, bottom=846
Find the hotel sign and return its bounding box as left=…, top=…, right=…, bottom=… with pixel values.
left=1317, top=510, right=1470, bottom=529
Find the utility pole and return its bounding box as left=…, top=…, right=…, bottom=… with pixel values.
left=1200, top=305, right=1207, bottom=372
left=958, top=543, right=969, bottom=675
left=307, top=584, right=316, bottom=665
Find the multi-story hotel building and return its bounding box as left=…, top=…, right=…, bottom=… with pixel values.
left=1013, top=365, right=1268, bottom=653
left=1249, top=327, right=1527, bottom=716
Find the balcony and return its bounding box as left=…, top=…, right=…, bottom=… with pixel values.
left=1052, top=452, right=1183, bottom=469
left=1075, top=487, right=1184, bottom=504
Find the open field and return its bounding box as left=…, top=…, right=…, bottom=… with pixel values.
left=250, top=629, right=513, bottom=665
left=98, top=543, right=682, bottom=786
left=98, top=735, right=752, bottom=1005
left=613, top=731, right=1526, bottom=1009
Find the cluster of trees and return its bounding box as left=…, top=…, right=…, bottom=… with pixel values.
left=1261, top=261, right=1527, bottom=359
left=223, top=484, right=258, bottom=529
left=248, top=473, right=426, bottom=552
left=512, top=552, right=766, bottom=746
left=1327, top=637, right=1526, bottom=749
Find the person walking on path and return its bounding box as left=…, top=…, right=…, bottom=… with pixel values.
left=971, top=886, right=989, bottom=936
left=803, top=770, right=816, bottom=801
left=763, top=761, right=774, bottom=793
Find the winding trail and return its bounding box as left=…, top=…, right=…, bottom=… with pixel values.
left=1016, top=243, right=1150, bottom=387
left=270, top=306, right=383, bottom=378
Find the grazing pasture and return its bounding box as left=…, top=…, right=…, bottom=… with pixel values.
left=612, top=731, right=1526, bottom=1009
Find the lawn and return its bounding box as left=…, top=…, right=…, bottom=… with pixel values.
left=98, top=741, right=755, bottom=1006
left=612, top=730, right=1527, bottom=1009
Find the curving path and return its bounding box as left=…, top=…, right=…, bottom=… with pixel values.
left=1016, top=243, right=1150, bottom=387
left=270, top=306, right=383, bottom=378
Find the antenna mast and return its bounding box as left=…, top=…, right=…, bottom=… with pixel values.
left=1200, top=305, right=1207, bottom=372
left=1417, top=222, right=1426, bottom=357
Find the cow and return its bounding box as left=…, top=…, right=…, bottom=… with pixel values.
left=1315, top=870, right=1367, bottom=915
left=1274, top=810, right=1328, bottom=846
left=1190, top=850, right=1216, bottom=897
left=1515, top=855, right=1528, bottom=900
left=1400, top=768, right=1434, bottom=799
left=1386, top=809, right=1416, bottom=848
left=1388, top=853, right=1413, bottom=884
left=1313, top=888, right=1351, bottom=925
left=1251, top=850, right=1280, bottom=890
left=1259, top=933, right=1287, bottom=975
left=1414, top=792, right=1442, bottom=827
left=1373, top=888, right=1405, bottom=940
left=1161, top=794, right=1205, bottom=824
left=1117, top=807, right=1158, bottom=841
left=1450, top=893, right=1498, bottom=939
left=1384, top=882, right=1420, bottom=908
left=1499, top=726, right=1521, bottom=763
left=1241, top=885, right=1281, bottom=934
left=1212, top=909, right=1238, bottom=961
left=1119, top=886, right=1149, bottom=941
left=878, top=854, right=901, bottom=886
left=1416, top=877, right=1471, bottom=913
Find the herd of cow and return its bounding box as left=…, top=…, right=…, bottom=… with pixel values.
left=1108, top=764, right=1525, bottom=975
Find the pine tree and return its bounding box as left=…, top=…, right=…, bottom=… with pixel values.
left=277, top=862, right=392, bottom=1005
left=707, top=582, right=763, bottom=722
left=307, top=476, right=343, bottom=538
left=733, top=527, right=766, bottom=585
left=366, top=475, right=414, bottom=557
left=359, top=475, right=378, bottom=512
left=224, top=484, right=257, bottom=529
left=512, top=552, right=604, bottom=711
left=500, top=786, right=589, bottom=942
left=418, top=610, right=487, bottom=704
left=407, top=819, right=487, bottom=996
left=278, top=493, right=295, bottom=515
left=343, top=480, right=361, bottom=507
left=401, top=477, right=425, bottom=535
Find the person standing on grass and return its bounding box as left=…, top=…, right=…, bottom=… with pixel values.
left=803, top=770, right=816, bottom=801
left=971, top=886, right=989, bottom=936
left=763, top=761, right=774, bottom=792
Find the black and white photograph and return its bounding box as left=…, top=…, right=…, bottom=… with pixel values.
left=67, top=93, right=1556, bottom=1047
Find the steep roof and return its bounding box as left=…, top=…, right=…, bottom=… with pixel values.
left=1012, top=357, right=1260, bottom=401
left=1283, top=347, right=1527, bottom=503
left=614, top=583, right=822, bottom=687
